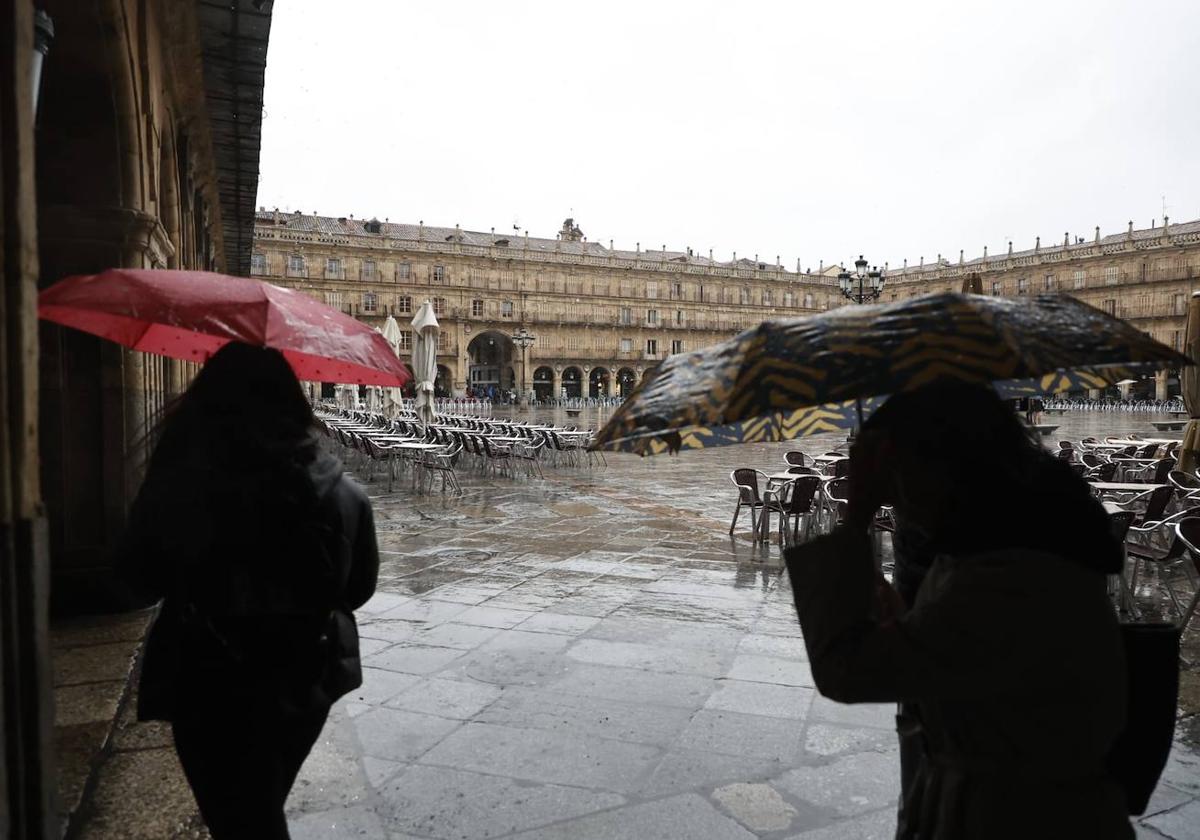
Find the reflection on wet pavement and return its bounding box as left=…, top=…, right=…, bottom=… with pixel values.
left=286, top=407, right=1200, bottom=839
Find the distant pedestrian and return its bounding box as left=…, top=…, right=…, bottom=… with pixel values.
left=787, top=382, right=1132, bottom=840
left=119, top=343, right=379, bottom=840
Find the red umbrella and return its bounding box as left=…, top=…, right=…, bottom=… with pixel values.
left=38, top=269, right=411, bottom=386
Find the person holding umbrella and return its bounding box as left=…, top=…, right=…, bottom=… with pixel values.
left=786, top=382, right=1132, bottom=839
left=118, top=342, right=380, bottom=839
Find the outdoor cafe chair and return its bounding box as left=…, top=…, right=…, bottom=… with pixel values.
left=1081, top=452, right=1103, bottom=470
left=822, top=477, right=852, bottom=532
left=1169, top=470, right=1200, bottom=503
left=1125, top=458, right=1175, bottom=485
left=785, top=465, right=823, bottom=476
left=419, top=444, right=462, bottom=495
left=830, top=458, right=852, bottom=479
left=784, top=451, right=810, bottom=467
left=511, top=440, right=546, bottom=479
left=1137, top=443, right=1161, bottom=459
left=729, top=468, right=777, bottom=541
left=778, top=475, right=822, bottom=544
left=1166, top=518, right=1200, bottom=633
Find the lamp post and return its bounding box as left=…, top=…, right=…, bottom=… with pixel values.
left=837, top=255, right=885, bottom=304
left=511, top=327, right=535, bottom=408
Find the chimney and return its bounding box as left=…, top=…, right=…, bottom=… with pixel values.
left=609, top=239, right=613, bottom=250
left=1164, top=214, right=1170, bottom=228
left=1094, top=226, right=1100, bottom=244
left=636, top=242, right=640, bottom=253
left=983, top=246, right=988, bottom=259
left=903, top=258, right=908, bottom=268
left=819, top=259, right=824, bottom=272
left=1007, top=241, right=1013, bottom=256
left=1128, top=220, right=1134, bottom=236
left=959, top=249, right=964, bottom=265
left=796, top=258, right=802, bottom=272
left=920, top=256, right=924, bottom=267
left=1064, top=232, right=1070, bottom=246
left=1034, top=236, right=1040, bottom=252
left=418, top=221, right=424, bottom=241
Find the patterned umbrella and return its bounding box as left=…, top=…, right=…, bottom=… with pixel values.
left=594, top=293, right=1189, bottom=455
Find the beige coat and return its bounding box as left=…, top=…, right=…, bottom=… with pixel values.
left=786, top=529, right=1133, bottom=840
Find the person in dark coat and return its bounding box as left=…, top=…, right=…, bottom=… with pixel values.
left=786, top=383, right=1133, bottom=840
left=119, top=343, right=379, bottom=840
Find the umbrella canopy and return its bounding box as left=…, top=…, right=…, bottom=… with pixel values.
left=410, top=301, right=440, bottom=429
left=380, top=315, right=406, bottom=417
left=594, top=292, right=1189, bottom=455
left=1178, top=293, right=1200, bottom=472
left=38, top=269, right=411, bottom=387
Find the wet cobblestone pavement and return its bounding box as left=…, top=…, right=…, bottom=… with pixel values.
left=274, top=407, right=1200, bottom=840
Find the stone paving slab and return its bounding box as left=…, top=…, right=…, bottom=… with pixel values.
left=57, top=407, right=1200, bottom=838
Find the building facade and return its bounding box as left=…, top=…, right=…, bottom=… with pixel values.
left=2, top=0, right=272, bottom=835
left=876, top=218, right=1200, bottom=398
left=252, top=214, right=839, bottom=399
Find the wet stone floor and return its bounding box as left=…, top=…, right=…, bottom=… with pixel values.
left=271, top=407, right=1200, bottom=840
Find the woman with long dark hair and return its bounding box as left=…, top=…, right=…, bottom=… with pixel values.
left=120, top=343, right=379, bottom=839
left=787, top=382, right=1132, bottom=839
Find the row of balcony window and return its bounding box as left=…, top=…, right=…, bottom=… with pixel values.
left=253, top=253, right=823, bottom=307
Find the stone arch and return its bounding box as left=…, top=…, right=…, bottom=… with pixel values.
left=589, top=366, right=611, bottom=398
left=466, top=330, right=515, bottom=395
left=435, top=364, right=452, bottom=397
left=616, top=367, right=637, bottom=398
left=561, top=365, right=583, bottom=399
left=533, top=366, right=554, bottom=401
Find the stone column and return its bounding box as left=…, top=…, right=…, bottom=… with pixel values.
left=454, top=324, right=470, bottom=396
left=1, top=1, right=55, bottom=834
left=1156, top=369, right=1170, bottom=402
left=553, top=366, right=562, bottom=400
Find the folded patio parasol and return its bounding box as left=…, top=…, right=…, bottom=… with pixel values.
left=593, top=293, right=1190, bottom=455
left=38, top=269, right=412, bottom=386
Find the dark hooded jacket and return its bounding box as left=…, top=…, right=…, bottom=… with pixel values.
left=120, top=448, right=378, bottom=721
left=786, top=454, right=1132, bottom=840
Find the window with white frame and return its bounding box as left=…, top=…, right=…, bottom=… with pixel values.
left=739, top=287, right=751, bottom=305
left=471, top=299, right=484, bottom=317
left=287, top=254, right=306, bottom=276
left=1044, top=274, right=1056, bottom=290
left=992, top=281, right=1002, bottom=295
left=398, top=262, right=411, bottom=280
left=324, top=291, right=343, bottom=310
left=397, top=295, right=412, bottom=314
left=362, top=292, right=377, bottom=313
left=646, top=281, right=658, bottom=299
left=361, top=259, right=376, bottom=280
left=325, top=257, right=342, bottom=278
left=399, top=331, right=412, bottom=350
left=1018, top=277, right=1028, bottom=294
left=671, top=339, right=683, bottom=355
left=803, top=292, right=813, bottom=308
left=646, top=309, right=659, bottom=325
left=251, top=252, right=267, bottom=274
left=620, top=338, right=632, bottom=353
left=1104, top=266, right=1119, bottom=286
left=784, top=291, right=794, bottom=307
left=675, top=309, right=684, bottom=326
left=1073, top=270, right=1085, bottom=289
left=500, top=300, right=514, bottom=318
left=433, top=265, right=445, bottom=284
left=432, top=297, right=445, bottom=315
left=762, top=289, right=773, bottom=306
left=646, top=338, right=658, bottom=356
left=619, top=307, right=632, bottom=325
left=672, top=282, right=683, bottom=298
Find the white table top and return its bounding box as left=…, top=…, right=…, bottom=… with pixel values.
left=1088, top=482, right=1168, bottom=492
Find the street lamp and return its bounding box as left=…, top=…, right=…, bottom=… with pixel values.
left=511, top=327, right=535, bottom=408
left=837, top=255, right=885, bottom=304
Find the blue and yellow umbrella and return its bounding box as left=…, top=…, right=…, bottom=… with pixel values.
left=593, top=293, right=1189, bottom=455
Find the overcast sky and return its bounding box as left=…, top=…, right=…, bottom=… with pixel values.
left=256, top=0, right=1200, bottom=272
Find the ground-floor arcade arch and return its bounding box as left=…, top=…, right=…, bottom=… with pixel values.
left=616, top=367, right=637, bottom=398
left=533, top=366, right=554, bottom=401
left=467, top=330, right=515, bottom=396
left=589, top=367, right=611, bottom=398
left=561, top=366, right=583, bottom=398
